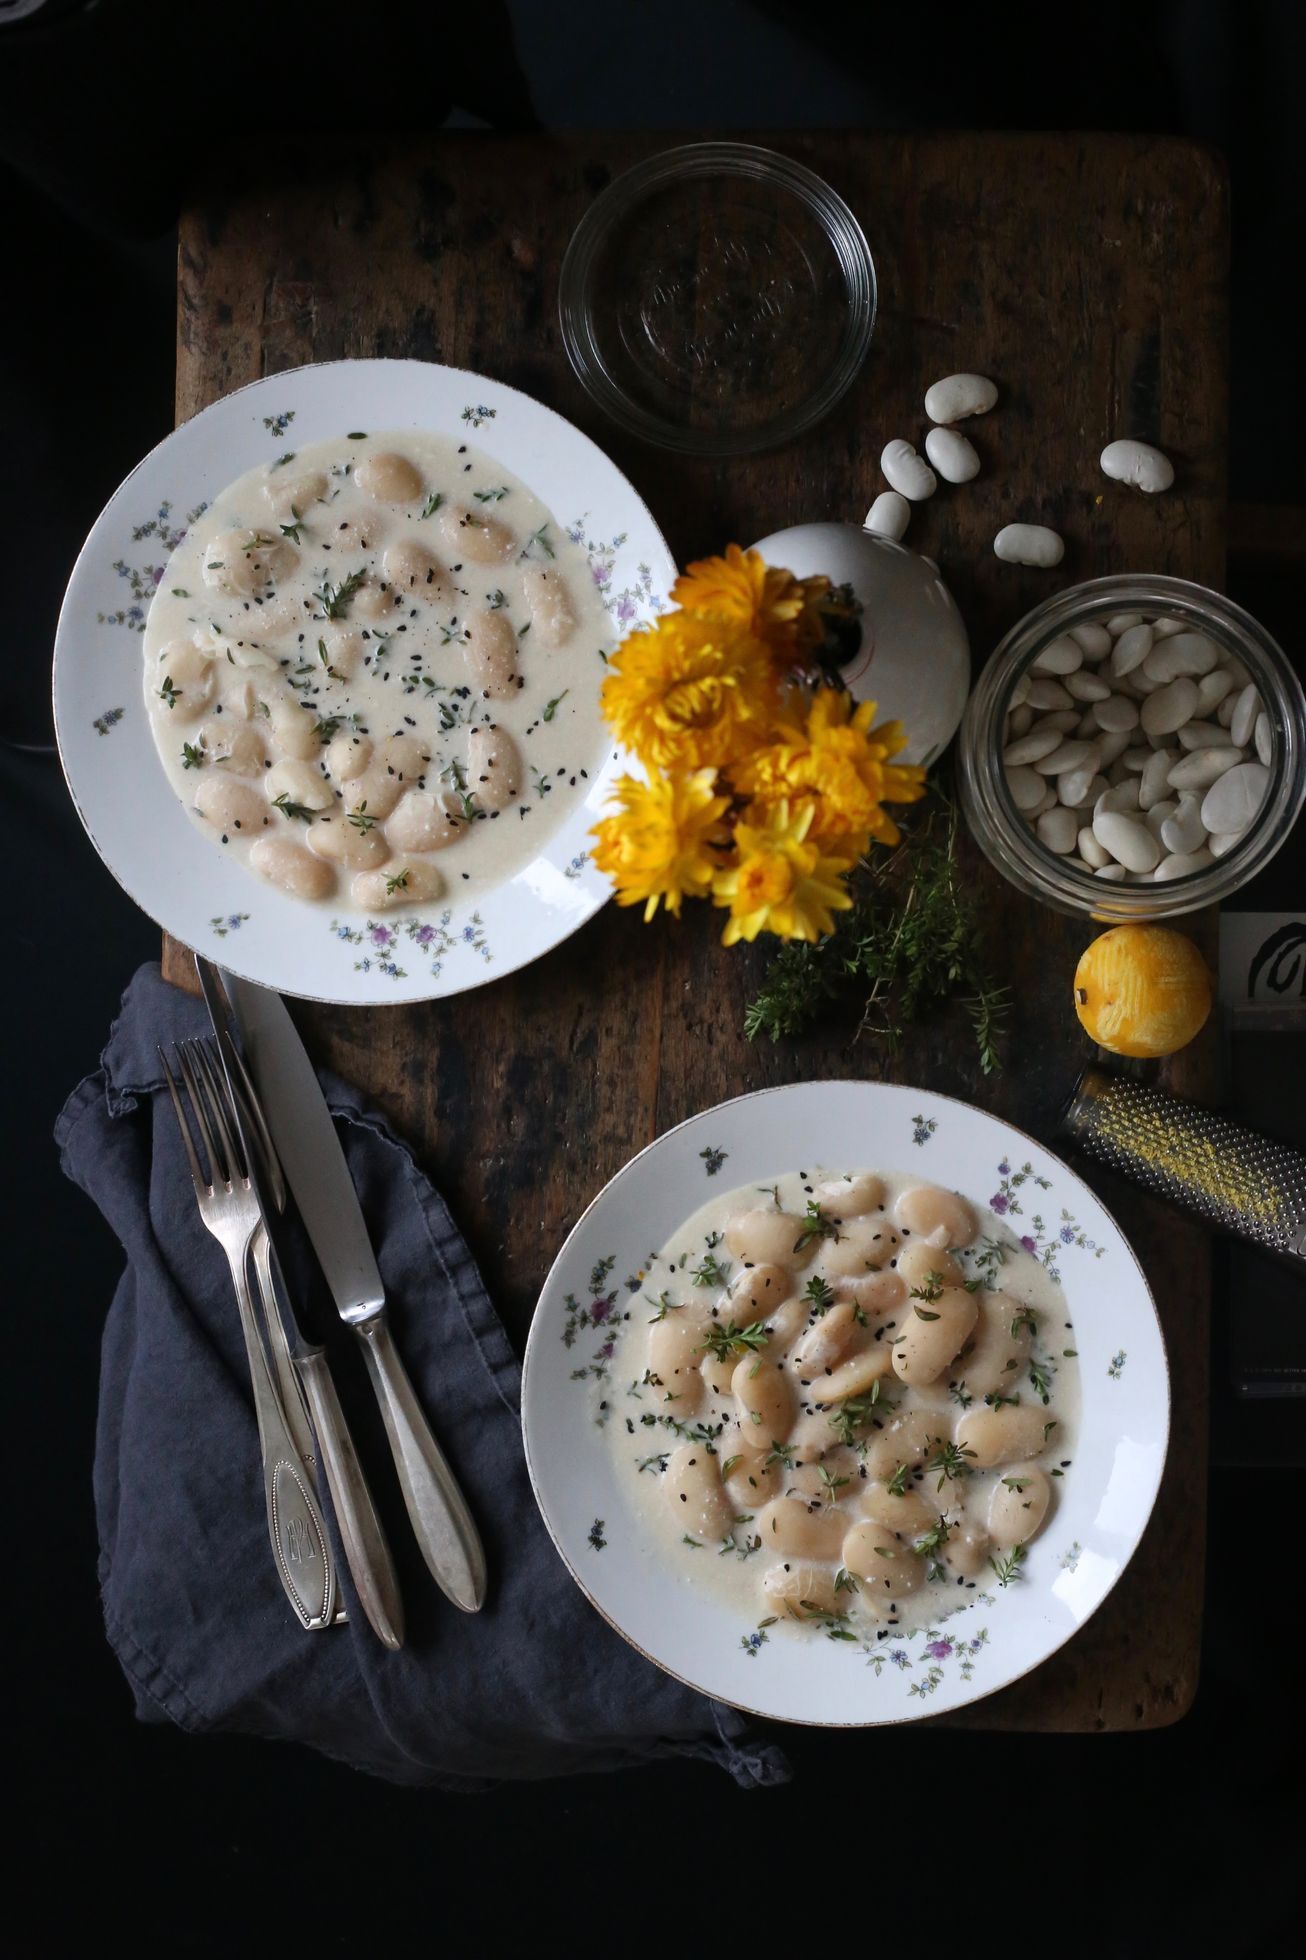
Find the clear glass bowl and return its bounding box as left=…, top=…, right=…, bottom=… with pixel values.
left=957, top=575, right=1306, bottom=919
left=558, top=142, right=876, bottom=457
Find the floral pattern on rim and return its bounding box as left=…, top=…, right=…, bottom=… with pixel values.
left=563, top=851, right=590, bottom=881
left=911, top=1113, right=937, bottom=1147
left=93, top=708, right=125, bottom=737
left=461, top=404, right=497, bottom=428
left=210, top=913, right=249, bottom=937
left=588, top=1519, right=607, bottom=1551
left=740, top=1628, right=770, bottom=1659
left=98, top=500, right=210, bottom=632
left=1060, top=1541, right=1084, bottom=1572
left=1107, top=1350, right=1127, bottom=1379
left=262, top=410, right=296, bottom=438
left=567, top=514, right=662, bottom=632
left=699, top=1146, right=728, bottom=1177
left=328, top=910, right=492, bottom=981
left=562, top=1254, right=620, bottom=1417
left=988, top=1157, right=1104, bottom=1283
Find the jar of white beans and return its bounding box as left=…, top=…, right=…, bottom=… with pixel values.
left=958, top=576, right=1305, bottom=919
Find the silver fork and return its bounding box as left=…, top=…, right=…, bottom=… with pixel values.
left=161, top=1042, right=337, bottom=1631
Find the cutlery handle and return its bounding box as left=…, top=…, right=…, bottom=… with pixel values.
left=250, top=1226, right=320, bottom=1482
left=355, top=1317, right=488, bottom=1613
left=297, top=1349, right=406, bottom=1650
left=227, top=1258, right=336, bottom=1631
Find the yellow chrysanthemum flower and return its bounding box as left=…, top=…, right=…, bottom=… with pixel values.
left=712, top=800, right=855, bottom=946
left=590, top=768, right=730, bottom=921
left=600, top=609, right=778, bottom=772
left=732, top=688, right=926, bottom=848
left=672, top=544, right=830, bottom=661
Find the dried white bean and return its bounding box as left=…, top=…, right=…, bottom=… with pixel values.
left=1110, top=624, right=1154, bottom=676
left=1119, top=747, right=1152, bottom=774
left=1010, top=672, right=1032, bottom=707
left=881, top=438, right=937, bottom=500
left=925, top=372, right=997, bottom=422
left=1167, top=746, right=1243, bottom=792
left=924, top=425, right=980, bottom=482
left=1217, top=694, right=1237, bottom=727
left=1230, top=684, right=1261, bottom=749
left=1255, top=713, right=1272, bottom=766
left=1150, top=617, right=1186, bottom=638
left=1153, top=848, right=1213, bottom=880
left=1107, top=613, right=1145, bottom=635
left=1036, top=806, right=1079, bottom=854
left=865, top=490, right=911, bottom=540
left=1161, top=793, right=1207, bottom=855
left=1143, top=635, right=1219, bottom=685
left=1029, top=786, right=1058, bottom=817
left=1033, top=739, right=1095, bottom=776
left=1093, top=694, right=1140, bottom=733
left=1201, top=761, right=1269, bottom=834
left=1031, top=635, right=1083, bottom=676
left=1095, top=862, right=1128, bottom=880
left=1096, top=779, right=1141, bottom=814
left=1195, top=669, right=1235, bottom=716
left=1077, top=709, right=1103, bottom=738
left=1095, top=728, right=1135, bottom=766
left=1038, top=709, right=1085, bottom=734
left=1008, top=704, right=1034, bottom=737
left=1143, top=799, right=1178, bottom=836
left=1140, top=676, right=1200, bottom=737
left=1209, top=827, right=1247, bottom=859
left=1139, top=749, right=1176, bottom=810
left=1093, top=810, right=1161, bottom=872
left=1025, top=677, right=1074, bottom=709
left=1003, top=725, right=1063, bottom=765
left=1065, top=670, right=1111, bottom=701
left=1070, top=622, right=1113, bottom=659
left=995, top=523, right=1063, bottom=567
left=1077, top=826, right=1110, bottom=868
left=1176, top=719, right=1228, bottom=751
left=1100, top=439, right=1174, bottom=493
left=1057, top=758, right=1100, bottom=807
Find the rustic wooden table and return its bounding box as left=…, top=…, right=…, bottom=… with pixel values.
left=166, top=131, right=1228, bottom=1732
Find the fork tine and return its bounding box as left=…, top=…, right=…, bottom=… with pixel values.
left=192, top=1037, right=251, bottom=1185
left=222, top=1031, right=286, bottom=1210
left=176, top=1042, right=226, bottom=1185
left=159, top=1046, right=211, bottom=1194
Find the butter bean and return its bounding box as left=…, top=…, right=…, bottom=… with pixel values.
left=732, top=1356, right=795, bottom=1444
left=814, top=1172, right=886, bottom=1219
left=727, top=1264, right=793, bottom=1318
left=1064, top=670, right=1111, bottom=702
left=951, top=1291, right=1032, bottom=1399
left=1006, top=766, right=1045, bottom=811
left=807, top=1344, right=896, bottom=1406
left=1109, top=624, right=1153, bottom=676
left=925, top=372, right=998, bottom=422
left=956, top=1402, right=1056, bottom=1469
left=1100, top=439, right=1174, bottom=493
left=857, top=1482, right=938, bottom=1536
left=988, top=1466, right=1051, bottom=1545
left=1153, top=849, right=1213, bottom=880
left=881, top=438, right=937, bottom=500
left=1209, top=827, right=1246, bottom=858
left=1033, top=739, right=1095, bottom=776
left=1106, top=613, right=1145, bottom=634
left=1036, top=806, right=1079, bottom=854
left=755, top=1496, right=846, bottom=1560
left=894, top=1242, right=963, bottom=1289
left=1092, top=694, right=1140, bottom=733
left=762, top=1562, right=842, bottom=1619
left=1077, top=826, right=1109, bottom=868
left=865, top=491, right=911, bottom=540
left=1230, top=684, right=1262, bottom=749
left=1095, top=780, right=1141, bottom=814
left=1255, top=713, right=1272, bottom=766
left=1031, top=635, right=1083, bottom=676
left=1070, top=622, right=1113, bottom=659
left=725, top=1206, right=814, bottom=1270
left=1140, top=676, right=1199, bottom=737
left=790, top=1300, right=862, bottom=1374
left=842, top=1523, right=926, bottom=1604
left=1003, top=724, right=1061, bottom=766
left=648, top=1305, right=710, bottom=1415
left=994, top=523, right=1063, bottom=567
left=895, top=1184, right=977, bottom=1248
left=249, top=836, right=335, bottom=900
left=1092, top=810, right=1160, bottom=872
left=1138, top=748, right=1176, bottom=811
left=822, top=1217, right=901, bottom=1275
left=891, top=1286, right=978, bottom=1387
left=1195, top=668, right=1235, bottom=717
left=832, top=1270, right=907, bottom=1319
left=1142, top=632, right=1219, bottom=683
left=1025, top=677, right=1074, bottom=709
left=194, top=775, right=276, bottom=837
left=1176, top=719, right=1228, bottom=750
left=862, top=1409, right=950, bottom=1481
left=1201, top=761, right=1269, bottom=835
left=1166, top=746, right=1243, bottom=792
left=665, top=1443, right=732, bottom=1541
left=924, top=425, right=980, bottom=482
left=1160, top=794, right=1208, bottom=856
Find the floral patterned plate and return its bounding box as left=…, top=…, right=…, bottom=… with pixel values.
left=521, top=1079, right=1169, bottom=1726
left=53, top=359, right=674, bottom=1003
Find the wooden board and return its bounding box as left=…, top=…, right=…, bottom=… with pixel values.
left=167, top=132, right=1228, bottom=1730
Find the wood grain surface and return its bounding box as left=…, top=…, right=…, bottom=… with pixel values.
left=166, top=132, right=1229, bottom=1731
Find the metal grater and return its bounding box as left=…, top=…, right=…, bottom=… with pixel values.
left=1060, top=1067, right=1306, bottom=1272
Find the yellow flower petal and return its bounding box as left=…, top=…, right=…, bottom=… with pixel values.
left=712, top=800, right=854, bottom=945
left=600, top=610, right=778, bottom=772
left=590, top=768, right=730, bottom=920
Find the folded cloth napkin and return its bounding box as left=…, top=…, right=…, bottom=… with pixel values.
left=56, top=964, right=790, bottom=1792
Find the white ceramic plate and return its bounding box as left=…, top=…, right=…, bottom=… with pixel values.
left=522, top=1080, right=1169, bottom=1725
left=53, top=359, right=674, bottom=1003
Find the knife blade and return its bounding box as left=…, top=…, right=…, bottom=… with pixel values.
left=195, top=958, right=406, bottom=1650
left=218, top=967, right=487, bottom=1614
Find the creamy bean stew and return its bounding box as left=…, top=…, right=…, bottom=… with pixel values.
left=610, top=1169, right=1079, bottom=1643
left=142, top=431, right=613, bottom=910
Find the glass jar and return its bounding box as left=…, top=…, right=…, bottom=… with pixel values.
left=957, top=575, right=1305, bottom=919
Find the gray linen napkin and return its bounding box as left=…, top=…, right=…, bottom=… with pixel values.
left=55, top=963, right=790, bottom=1792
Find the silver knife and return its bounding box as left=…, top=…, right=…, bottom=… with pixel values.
left=219, top=968, right=487, bottom=1614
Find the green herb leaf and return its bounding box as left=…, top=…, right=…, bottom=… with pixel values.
left=542, top=690, right=570, bottom=722
left=271, top=793, right=315, bottom=823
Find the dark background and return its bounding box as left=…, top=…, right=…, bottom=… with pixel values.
left=3, top=1, right=1301, bottom=1950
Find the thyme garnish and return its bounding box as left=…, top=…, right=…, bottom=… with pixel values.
left=793, top=1199, right=838, bottom=1253
left=420, top=491, right=444, bottom=518
left=690, top=1250, right=731, bottom=1288
left=346, top=802, right=376, bottom=833
left=542, top=690, right=569, bottom=721
left=925, top=1439, right=976, bottom=1490
left=385, top=871, right=410, bottom=895
left=744, top=790, right=1009, bottom=1073
left=909, top=1272, right=946, bottom=1304
left=313, top=569, right=365, bottom=619
left=158, top=676, right=181, bottom=709
left=272, top=793, right=315, bottom=823
left=180, top=739, right=206, bottom=769
left=696, top=1320, right=769, bottom=1362
left=990, top=1544, right=1027, bottom=1588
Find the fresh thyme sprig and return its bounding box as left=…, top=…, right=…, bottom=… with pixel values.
left=990, top=1544, right=1027, bottom=1588
left=925, top=1439, right=977, bottom=1490
left=804, top=1274, right=836, bottom=1313
left=743, top=789, right=1009, bottom=1074
left=690, top=1249, right=731, bottom=1288
left=314, top=569, right=365, bottom=619
left=696, top=1320, right=770, bottom=1362
left=272, top=793, right=316, bottom=823
left=793, top=1199, right=839, bottom=1253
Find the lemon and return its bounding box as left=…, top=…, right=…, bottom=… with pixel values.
left=1073, top=925, right=1211, bottom=1058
